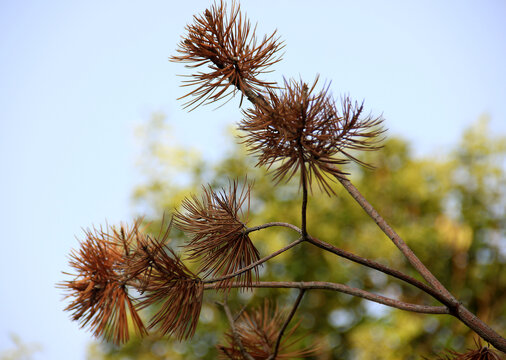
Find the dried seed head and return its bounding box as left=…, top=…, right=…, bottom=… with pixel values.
left=171, top=0, right=283, bottom=109
left=174, top=180, right=260, bottom=290
left=239, top=76, right=385, bottom=194
left=218, top=301, right=318, bottom=359
left=59, top=222, right=146, bottom=344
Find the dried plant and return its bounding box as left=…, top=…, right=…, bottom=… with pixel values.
left=136, top=246, right=204, bottom=341
left=121, top=216, right=172, bottom=287
left=60, top=0, right=506, bottom=357
left=218, top=301, right=317, bottom=359
left=59, top=223, right=146, bottom=344
left=174, top=180, right=260, bottom=290
left=240, top=77, right=384, bottom=194
left=171, top=0, right=283, bottom=109
left=429, top=339, right=503, bottom=360
left=61, top=219, right=204, bottom=343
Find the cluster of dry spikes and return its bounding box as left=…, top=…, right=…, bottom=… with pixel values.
left=60, top=1, right=505, bottom=359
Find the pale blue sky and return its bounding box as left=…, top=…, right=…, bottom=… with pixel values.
left=1, top=1, right=505, bottom=359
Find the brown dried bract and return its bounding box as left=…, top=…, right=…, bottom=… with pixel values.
left=174, top=180, right=260, bottom=290
left=218, top=301, right=318, bottom=359
left=59, top=222, right=146, bottom=344
left=136, top=247, right=204, bottom=341
left=240, top=76, right=385, bottom=194
left=171, top=0, right=283, bottom=109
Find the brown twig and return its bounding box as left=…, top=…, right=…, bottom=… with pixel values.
left=204, top=237, right=304, bottom=285
left=269, top=289, right=306, bottom=360
left=206, top=281, right=450, bottom=315
left=219, top=294, right=255, bottom=360
left=306, top=235, right=448, bottom=304
left=300, top=163, right=309, bottom=239
left=452, top=305, right=506, bottom=354
left=245, top=221, right=302, bottom=235
left=233, top=303, right=248, bottom=322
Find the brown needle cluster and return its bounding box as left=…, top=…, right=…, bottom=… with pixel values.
left=240, top=77, right=385, bottom=194
left=60, top=219, right=204, bottom=343
left=174, top=180, right=260, bottom=290
left=171, top=0, right=283, bottom=109
left=137, top=246, right=204, bottom=341
left=429, top=339, right=502, bottom=360
left=218, top=301, right=317, bottom=359
left=59, top=222, right=146, bottom=344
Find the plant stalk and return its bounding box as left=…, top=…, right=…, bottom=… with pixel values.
left=269, top=289, right=306, bottom=360
left=336, top=176, right=506, bottom=352
left=205, top=281, right=450, bottom=315
left=336, top=176, right=457, bottom=304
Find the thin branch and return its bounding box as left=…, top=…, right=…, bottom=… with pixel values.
left=204, top=237, right=304, bottom=285
left=243, top=86, right=270, bottom=109
left=298, top=85, right=309, bottom=238
left=336, top=176, right=457, bottom=304
left=270, top=289, right=306, bottom=360
left=220, top=294, right=255, bottom=360
left=306, top=235, right=448, bottom=304
left=300, top=164, right=309, bottom=238
left=453, top=305, right=506, bottom=353
left=205, top=281, right=450, bottom=315
left=234, top=304, right=248, bottom=322
left=245, top=222, right=302, bottom=235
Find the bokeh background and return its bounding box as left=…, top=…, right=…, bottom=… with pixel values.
left=1, top=1, right=505, bottom=359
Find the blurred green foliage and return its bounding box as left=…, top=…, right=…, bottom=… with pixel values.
left=0, top=334, right=41, bottom=360
left=89, top=115, right=505, bottom=359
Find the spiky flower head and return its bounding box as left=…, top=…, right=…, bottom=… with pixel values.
left=59, top=222, right=146, bottom=344
left=174, top=180, right=260, bottom=290
left=240, top=77, right=385, bottom=194
left=218, top=301, right=318, bottom=359
left=171, top=0, right=283, bottom=109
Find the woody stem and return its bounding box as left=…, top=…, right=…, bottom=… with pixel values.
left=269, top=289, right=306, bottom=360
left=205, top=281, right=449, bottom=314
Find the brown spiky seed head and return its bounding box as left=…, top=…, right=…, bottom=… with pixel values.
left=171, top=0, right=283, bottom=109
left=59, top=222, right=146, bottom=344
left=218, top=301, right=318, bottom=359
left=174, top=180, right=260, bottom=290
left=239, top=76, right=385, bottom=194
